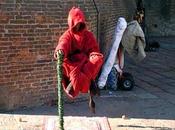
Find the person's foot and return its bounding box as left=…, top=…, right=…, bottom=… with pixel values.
left=66, top=82, right=74, bottom=95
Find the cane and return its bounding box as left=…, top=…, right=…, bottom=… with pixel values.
left=57, top=51, right=64, bottom=130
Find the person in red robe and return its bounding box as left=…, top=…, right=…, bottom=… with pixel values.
left=54, top=7, right=103, bottom=112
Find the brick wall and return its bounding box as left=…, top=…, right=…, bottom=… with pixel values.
left=144, top=0, right=175, bottom=37
left=96, top=0, right=136, bottom=57
left=0, top=0, right=136, bottom=110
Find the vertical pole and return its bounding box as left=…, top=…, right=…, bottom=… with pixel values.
left=92, top=0, right=100, bottom=42
left=57, top=52, right=64, bottom=130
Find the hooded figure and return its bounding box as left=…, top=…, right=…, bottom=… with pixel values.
left=54, top=7, right=103, bottom=99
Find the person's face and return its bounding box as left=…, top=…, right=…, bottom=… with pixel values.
left=72, top=23, right=85, bottom=33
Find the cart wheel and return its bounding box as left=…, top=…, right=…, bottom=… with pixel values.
left=117, top=72, right=134, bottom=90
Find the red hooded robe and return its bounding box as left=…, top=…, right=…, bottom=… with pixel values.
left=55, top=7, right=103, bottom=98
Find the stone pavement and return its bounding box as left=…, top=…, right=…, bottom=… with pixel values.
left=0, top=114, right=111, bottom=130
left=1, top=37, right=175, bottom=130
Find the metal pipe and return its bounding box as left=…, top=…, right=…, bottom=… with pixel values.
left=92, top=0, right=100, bottom=42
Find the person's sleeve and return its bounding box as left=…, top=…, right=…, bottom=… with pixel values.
left=54, top=32, right=71, bottom=58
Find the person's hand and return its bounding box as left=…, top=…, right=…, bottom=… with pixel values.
left=54, top=50, right=64, bottom=59
left=118, top=69, right=123, bottom=76
left=114, top=64, right=123, bottom=76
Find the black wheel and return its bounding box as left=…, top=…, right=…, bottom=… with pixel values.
left=117, top=72, right=134, bottom=90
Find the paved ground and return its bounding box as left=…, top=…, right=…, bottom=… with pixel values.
left=1, top=37, right=175, bottom=130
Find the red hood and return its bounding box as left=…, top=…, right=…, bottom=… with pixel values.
left=68, top=7, right=86, bottom=30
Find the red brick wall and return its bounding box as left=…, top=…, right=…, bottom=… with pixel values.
left=0, top=0, right=136, bottom=110
left=96, top=0, right=136, bottom=57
